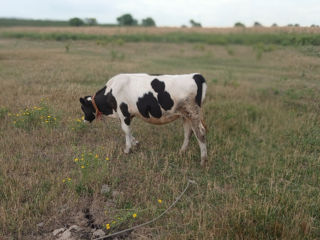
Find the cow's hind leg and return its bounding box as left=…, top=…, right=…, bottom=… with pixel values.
left=190, top=118, right=207, bottom=166
left=180, top=118, right=193, bottom=153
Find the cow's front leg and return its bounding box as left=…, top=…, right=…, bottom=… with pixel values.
left=121, top=121, right=132, bottom=154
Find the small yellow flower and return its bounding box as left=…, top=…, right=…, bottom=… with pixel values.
left=74, top=158, right=79, bottom=162
left=105, top=157, right=109, bottom=161
left=68, top=178, right=71, bottom=181
left=158, top=199, right=162, bottom=204
left=95, top=154, right=99, bottom=158
left=81, top=158, right=84, bottom=161
left=62, top=179, right=66, bottom=183
left=81, top=165, right=85, bottom=169
left=106, top=224, right=110, bottom=230
left=81, top=116, right=84, bottom=120
left=132, top=213, right=137, bottom=218
left=45, top=120, right=49, bottom=123
left=112, top=221, right=116, bottom=224
left=48, top=115, right=51, bottom=118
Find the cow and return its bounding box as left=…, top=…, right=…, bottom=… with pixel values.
left=79, top=73, right=208, bottom=166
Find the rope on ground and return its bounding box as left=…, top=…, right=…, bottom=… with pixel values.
left=95, top=179, right=197, bottom=240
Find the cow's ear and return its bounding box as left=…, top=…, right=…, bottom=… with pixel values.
left=80, top=97, right=86, bottom=105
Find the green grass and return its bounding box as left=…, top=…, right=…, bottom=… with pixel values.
left=1, top=30, right=320, bottom=46
left=0, top=35, right=319, bottom=239
left=0, top=18, right=69, bottom=27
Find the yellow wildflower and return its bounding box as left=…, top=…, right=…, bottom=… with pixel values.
left=158, top=199, right=162, bottom=204
left=68, top=178, right=71, bottom=181
left=105, top=157, right=109, bottom=161
left=74, top=158, right=79, bottom=162
left=95, top=154, right=99, bottom=158
left=62, top=179, right=66, bottom=183
left=81, top=165, right=85, bottom=169
left=81, top=116, right=84, bottom=120
left=112, top=221, right=116, bottom=224
left=106, top=224, right=110, bottom=230
left=132, top=213, right=137, bottom=218
left=48, top=115, right=51, bottom=118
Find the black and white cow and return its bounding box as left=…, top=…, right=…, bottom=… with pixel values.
left=80, top=73, right=208, bottom=165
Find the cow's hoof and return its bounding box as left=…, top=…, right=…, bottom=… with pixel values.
left=124, top=148, right=132, bottom=154
left=200, top=156, right=208, bottom=167
left=179, top=148, right=187, bottom=154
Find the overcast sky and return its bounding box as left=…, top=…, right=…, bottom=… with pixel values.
left=1, top=0, right=319, bottom=27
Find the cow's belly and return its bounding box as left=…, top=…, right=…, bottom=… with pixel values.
left=139, top=114, right=180, bottom=125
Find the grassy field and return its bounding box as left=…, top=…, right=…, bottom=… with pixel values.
left=1, top=26, right=320, bottom=46
left=0, top=27, right=320, bottom=239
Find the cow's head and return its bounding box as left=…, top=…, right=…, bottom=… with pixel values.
left=79, top=96, right=96, bottom=123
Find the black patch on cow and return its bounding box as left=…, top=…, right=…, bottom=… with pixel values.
left=120, top=102, right=131, bottom=125
left=136, top=92, right=162, bottom=118
left=151, top=79, right=174, bottom=110
left=193, top=74, right=206, bottom=107
left=80, top=97, right=95, bottom=122
left=149, top=74, right=163, bottom=76
left=94, top=87, right=117, bottom=115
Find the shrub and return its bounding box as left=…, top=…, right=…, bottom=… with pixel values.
left=69, top=18, right=84, bottom=27
left=141, top=17, right=156, bottom=27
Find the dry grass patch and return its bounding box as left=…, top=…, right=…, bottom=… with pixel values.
left=0, top=37, right=319, bottom=239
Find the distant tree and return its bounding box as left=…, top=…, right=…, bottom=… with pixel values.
left=117, top=14, right=138, bottom=26
left=271, top=23, right=278, bottom=27
left=253, top=21, right=263, bottom=27
left=311, top=24, right=319, bottom=28
left=294, top=23, right=300, bottom=27
left=69, top=17, right=84, bottom=27
left=85, top=18, right=98, bottom=26
left=141, top=17, right=156, bottom=27
left=234, top=22, right=245, bottom=28
left=190, top=19, right=202, bottom=27
left=181, top=25, right=188, bottom=28
left=288, top=24, right=294, bottom=27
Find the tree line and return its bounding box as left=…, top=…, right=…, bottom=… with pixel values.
left=69, top=14, right=156, bottom=27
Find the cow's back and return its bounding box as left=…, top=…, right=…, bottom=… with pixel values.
left=107, top=73, right=206, bottom=121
